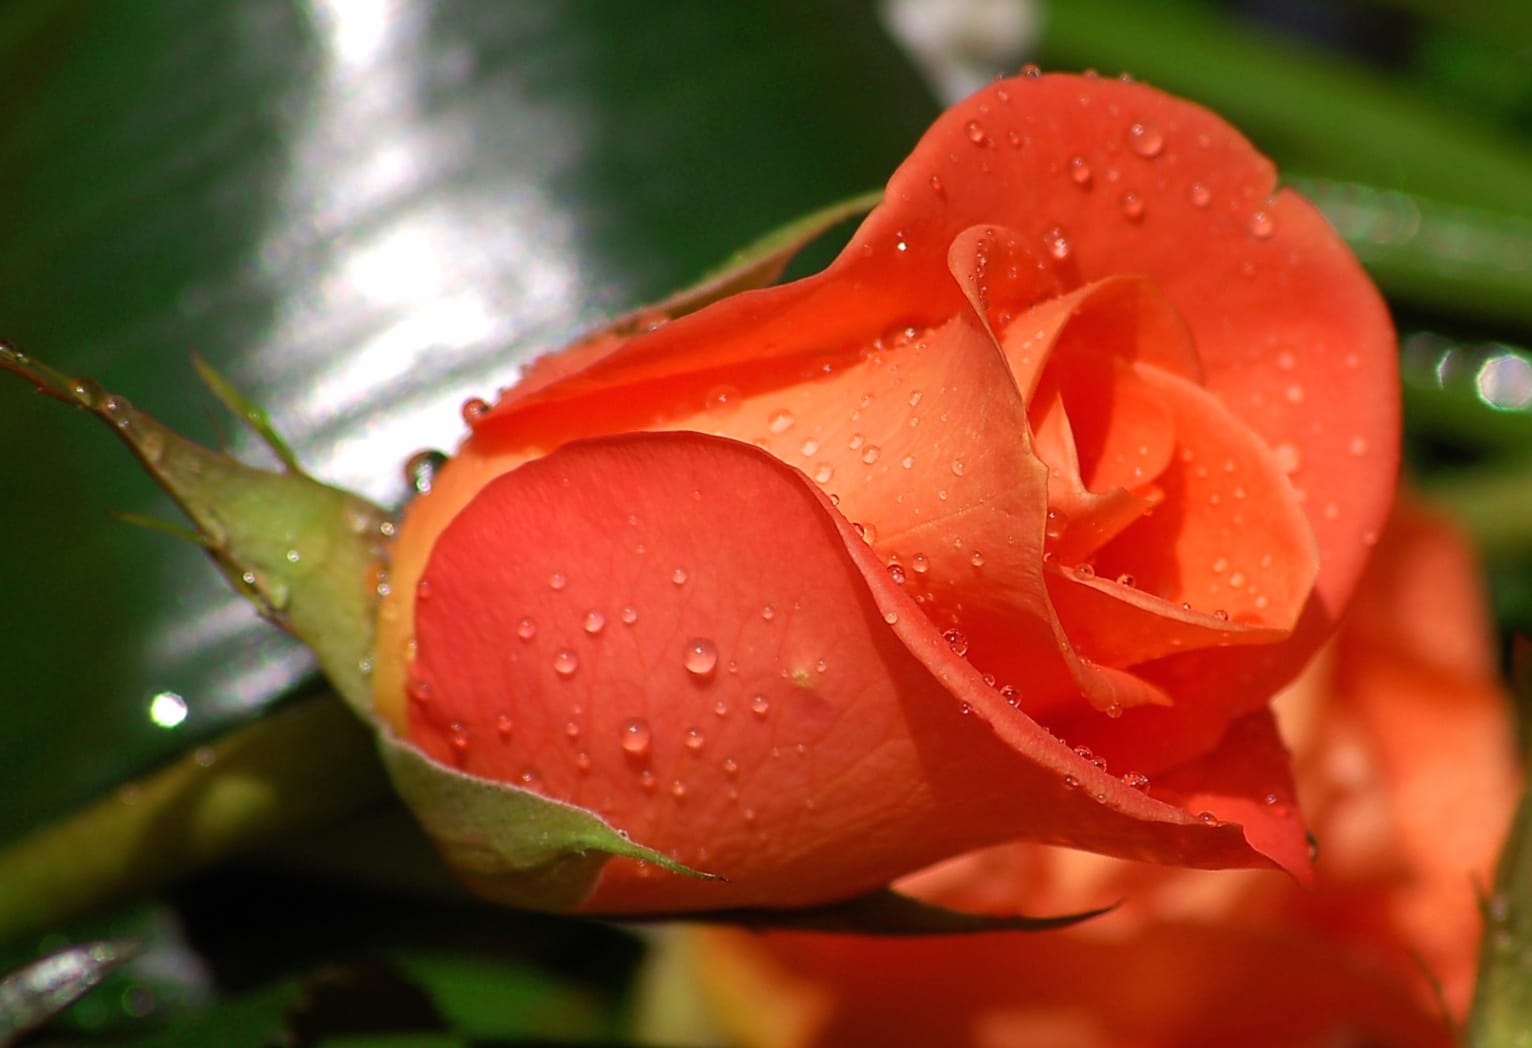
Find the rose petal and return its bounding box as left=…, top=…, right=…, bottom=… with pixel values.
left=408, top=432, right=1284, bottom=911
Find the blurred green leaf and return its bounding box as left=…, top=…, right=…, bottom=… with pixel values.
left=0, top=0, right=936, bottom=845
left=1036, top=0, right=1532, bottom=220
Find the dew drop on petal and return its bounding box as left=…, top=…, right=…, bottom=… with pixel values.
left=1198, top=810, right=1217, bottom=824
left=552, top=649, right=580, bottom=677
left=1273, top=443, right=1302, bottom=474
left=620, top=605, right=639, bottom=625
left=861, top=445, right=881, bottom=465
left=516, top=617, right=537, bottom=640
left=1188, top=182, right=1211, bottom=208
left=495, top=713, right=514, bottom=739
left=548, top=571, right=568, bottom=591
left=911, top=553, right=930, bottom=574
left=685, top=727, right=706, bottom=752
left=672, top=567, right=689, bottom=586
left=884, top=610, right=899, bottom=624
left=942, top=628, right=969, bottom=657
left=683, top=637, right=719, bottom=677
left=768, top=409, right=796, bottom=434
left=620, top=718, right=652, bottom=755
left=583, top=610, right=606, bottom=634
left=705, top=385, right=741, bottom=414
left=750, top=694, right=770, bottom=716
left=1069, top=156, right=1092, bottom=186
left=1127, top=121, right=1163, bottom=157
left=1248, top=210, right=1275, bottom=239
left=800, top=438, right=820, bottom=456
left=461, top=397, right=490, bottom=425
left=965, top=119, right=988, bottom=145
left=1120, top=192, right=1145, bottom=221
left=1122, top=771, right=1151, bottom=790
left=1043, top=226, right=1070, bottom=260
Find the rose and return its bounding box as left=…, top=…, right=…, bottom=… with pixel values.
left=678, top=504, right=1518, bottom=1047
left=371, top=70, right=1397, bottom=913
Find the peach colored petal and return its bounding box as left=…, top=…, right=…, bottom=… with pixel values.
left=408, top=433, right=1288, bottom=912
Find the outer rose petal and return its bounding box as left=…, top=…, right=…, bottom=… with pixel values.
left=674, top=503, right=1515, bottom=1046
left=407, top=433, right=1289, bottom=911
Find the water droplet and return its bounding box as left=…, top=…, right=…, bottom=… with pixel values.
left=942, top=628, right=969, bottom=657
left=883, top=610, right=899, bottom=624
left=1120, top=192, right=1145, bottom=221
left=449, top=721, right=470, bottom=752
left=620, top=605, right=638, bottom=625
left=672, top=567, right=688, bottom=585
left=861, top=445, right=881, bottom=465
left=1248, top=210, right=1275, bottom=239
left=887, top=562, right=907, bottom=585
left=911, top=552, right=930, bottom=574
left=848, top=432, right=865, bottom=450
left=1122, top=771, right=1151, bottom=790
left=951, top=459, right=966, bottom=476
left=565, top=720, right=581, bottom=739
left=768, top=409, right=795, bottom=433
left=670, top=779, right=687, bottom=798
left=516, top=617, right=537, bottom=640
left=900, top=454, right=915, bottom=470
left=1043, top=225, right=1070, bottom=260
left=405, top=450, right=449, bottom=494
left=1214, top=609, right=1230, bottom=621
left=705, top=385, right=741, bottom=414
left=1005, top=128, right=1022, bottom=148
left=1115, top=573, right=1136, bottom=587
left=553, top=649, right=579, bottom=677
left=761, top=604, right=776, bottom=621
left=1273, top=443, right=1302, bottom=474
left=683, top=637, right=719, bottom=677
left=929, top=174, right=944, bottom=195
left=799, top=437, right=820, bottom=456
left=970, top=551, right=985, bottom=567
left=750, top=694, right=770, bottom=716
left=1188, top=182, right=1211, bottom=208
left=1197, top=810, right=1217, bottom=824
left=1063, top=774, right=1080, bottom=790
left=1127, top=121, right=1163, bottom=157
left=964, top=119, right=989, bottom=146
left=1075, top=563, right=1096, bottom=579
left=496, top=713, right=514, bottom=738
left=1069, top=156, right=1092, bottom=186
left=548, top=571, right=568, bottom=591
left=579, top=610, right=604, bottom=635
left=620, top=718, right=652, bottom=755
left=461, top=397, right=490, bottom=425
left=685, top=727, right=706, bottom=752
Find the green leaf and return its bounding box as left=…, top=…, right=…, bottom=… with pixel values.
left=0, top=0, right=936, bottom=849
left=377, top=731, right=717, bottom=914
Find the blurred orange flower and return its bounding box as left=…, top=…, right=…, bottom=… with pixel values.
left=687, top=502, right=1519, bottom=1047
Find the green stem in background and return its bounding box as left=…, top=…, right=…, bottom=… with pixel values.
left=1036, top=0, right=1532, bottom=221
left=1419, top=460, right=1532, bottom=561
left=1467, top=648, right=1532, bottom=1047
left=1294, top=176, right=1532, bottom=332
left=0, top=696, right=389, bottom=946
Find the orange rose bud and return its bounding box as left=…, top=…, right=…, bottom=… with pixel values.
left=374, top=72, right=1397, bottom=913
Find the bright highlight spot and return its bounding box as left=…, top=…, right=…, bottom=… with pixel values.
left=148, top=691, right=189, bottom=729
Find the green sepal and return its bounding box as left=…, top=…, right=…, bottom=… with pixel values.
left=648, top=888, right=1115, bottom=937
left=378, top=730, right=719, bottom=913
left=581, top=189, right=880, bottom=340
left=0, top=344, right=388, bottom=718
